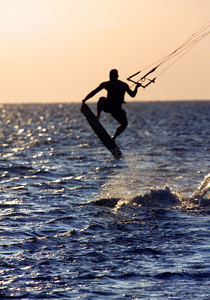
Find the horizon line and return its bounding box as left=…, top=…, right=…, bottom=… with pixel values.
left=0, top=99, right=210, bottom=105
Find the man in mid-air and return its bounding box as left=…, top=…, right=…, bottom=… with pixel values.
left=81, top=69, right=141, bottom=140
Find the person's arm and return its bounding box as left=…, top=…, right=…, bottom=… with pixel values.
left=126, top=83, right=141, bottom=98
left=82, top=84, right=104, bottom=103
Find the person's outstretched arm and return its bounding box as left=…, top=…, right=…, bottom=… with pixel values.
left=82, top=85, right=104, bottom=103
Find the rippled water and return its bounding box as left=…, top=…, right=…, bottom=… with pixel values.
left=0, top=101, right=210, bottom=299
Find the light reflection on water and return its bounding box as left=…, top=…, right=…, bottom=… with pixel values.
left=0, top=102, right=209, bottom=299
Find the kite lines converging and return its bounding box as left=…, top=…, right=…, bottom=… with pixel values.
left=127, top=21, right=210, bottom=88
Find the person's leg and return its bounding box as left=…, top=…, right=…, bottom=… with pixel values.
left=96, top=97, right=107, bottom=120
left=112, top=109, right=128, bottom=140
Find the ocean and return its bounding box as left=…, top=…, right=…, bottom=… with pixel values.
left=0, top=101, right=209, bottom=299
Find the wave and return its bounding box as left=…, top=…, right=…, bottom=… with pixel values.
left=94, top=174, right=210, bottom=214
left=180, top=173, right=210, bottom=213
left=94, top=186, right=180, bottom=208
left=191, top=173, right=210, bottom=201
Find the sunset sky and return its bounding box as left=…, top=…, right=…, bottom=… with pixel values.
left=0, top=0, right=209, bottom=103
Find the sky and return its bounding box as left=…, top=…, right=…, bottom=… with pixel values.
left=0, top=0, right=209, bottom=103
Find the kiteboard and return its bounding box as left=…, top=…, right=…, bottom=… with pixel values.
left=81, top=103, right=122, bottom=159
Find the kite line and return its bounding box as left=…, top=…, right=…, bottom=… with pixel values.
left=127, top=21, right=210, bottom=88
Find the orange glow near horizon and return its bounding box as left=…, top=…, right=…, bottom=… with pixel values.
left=0, top=0, right=209, bottom=103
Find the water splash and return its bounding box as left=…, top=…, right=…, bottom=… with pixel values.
left=191, top=173, right=210, bottom=201
left=94, top=186, right=180, bottom=210
left=174, top=174, right=210, bottom=214
left=95, top=174, right=210, bottom=215
left=188, top=173, right=210, bottom=211
left=130, top=186, right=180, bottom=208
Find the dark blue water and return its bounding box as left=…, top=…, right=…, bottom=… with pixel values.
left=0, top=101, right=209, bottom=299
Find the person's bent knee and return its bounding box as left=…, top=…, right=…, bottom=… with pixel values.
left=98, top=97, right=110, bottom=113
left=99, top=97, right=107, bottom=100
left=98, top=97, right=107, bottom=107
left=98, top=97, right=107, bottom=104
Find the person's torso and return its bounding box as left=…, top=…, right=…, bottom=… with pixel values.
left=101, top=80, right=128, bottom=106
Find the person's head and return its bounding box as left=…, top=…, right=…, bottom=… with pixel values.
left=109, top=69, right=119, bottom=80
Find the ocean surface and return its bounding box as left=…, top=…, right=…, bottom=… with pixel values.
left=0, top=101, right=209, bottom=299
